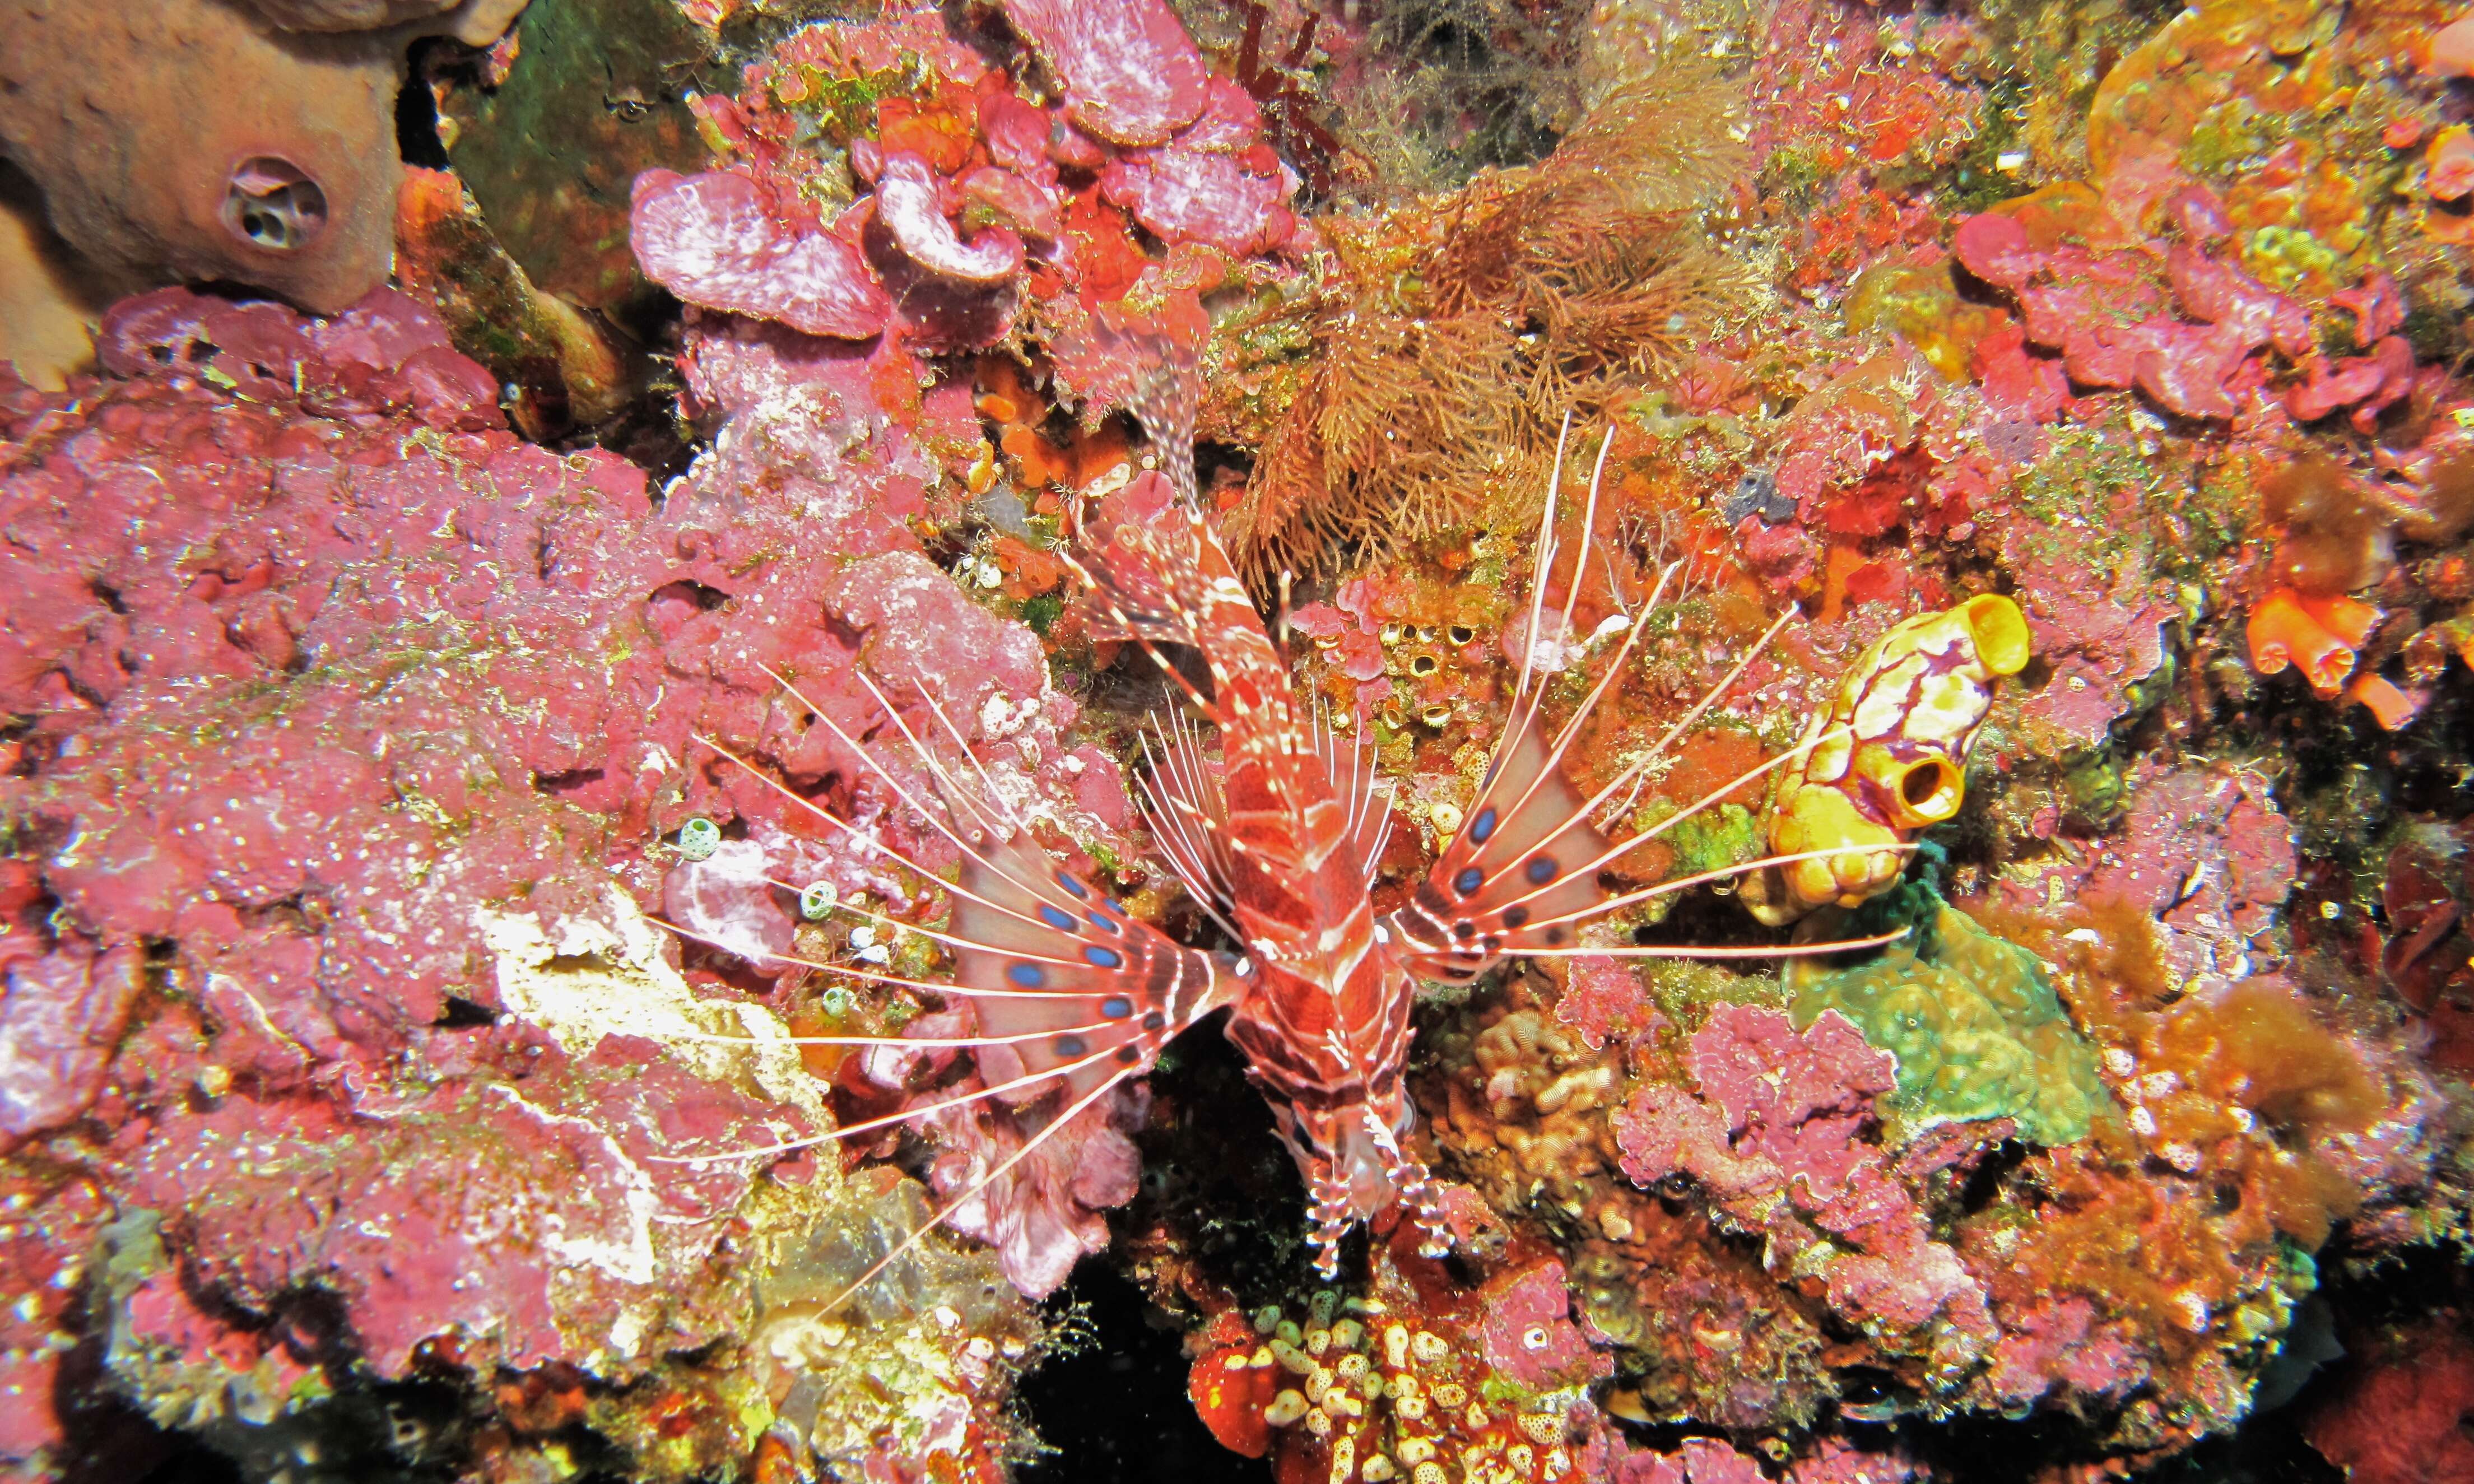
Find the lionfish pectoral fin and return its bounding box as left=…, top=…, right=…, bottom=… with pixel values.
left=948, top=834, right=1238, bottom=1097
left=1387, top=704, right=1617, bottom=984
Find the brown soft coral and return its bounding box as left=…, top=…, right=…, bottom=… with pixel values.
left=0, top=0, right=524, bottom=319
left=1223, top=60, right=1748, bottom=585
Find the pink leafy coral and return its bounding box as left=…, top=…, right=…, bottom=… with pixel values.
left=1952, top=199, right=2312, bottom=421
left=999, top=0, right=1209, bottom=147
left=875, top=151, right=1027, bottom=282
left=629, top=169, right=890, bottom=338
left=1100, top=78, right=1298, bottom=255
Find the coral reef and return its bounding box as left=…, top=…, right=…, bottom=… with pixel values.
left=7, top=0, right=2474, bottom=1480
left=1188, top=1243, right=1611, bottom=1484
left=1612, top=1003, right=1998, bottom=1388
left=1784, top=904, right=2110, bottom=1147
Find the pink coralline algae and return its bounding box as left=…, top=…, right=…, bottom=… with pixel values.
left=1100, top=78, right=1301, bottom=257
left=0, top=937, right=143, bottom=1152
left=1995, top=522, right=2177, bottom=756
left=88, top=283, right=505, bottom=431
left=1552, top=954, right=1671, bottom=1053
left=629, top=168, right=891, bottom=338
left=998, top=0, right=1210, bottom=147
left=873, top=151, right=1026, bottom=283
left=1982, top=1293, right=2147, bottom=1411
left=1952, top=196, right=2314, bottom=422
left=122, top=1039, right=794, bottom=1377
left=1607, top=1436, right=1771, bottom=1484
left=1613, top=1005, right=1998, bottom=1368
left=1473, top=1260, right=1601, bottom=1390
left=666, top=317, right=956, bottom=558
left=2001, top=760, right=2299, bottom=983
left=1289, top=580, right=1388, bottom=683
left=2285, top=272, right=2420, bottom=431
left=666, top=0, right=1303, bottom=417
left=0, top=286, right=1099, bottom=1478
left=1607, top=1434, right=1926, bottom=1484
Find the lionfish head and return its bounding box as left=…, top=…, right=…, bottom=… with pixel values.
left=1274, top=1082, right=1452, bottom=1277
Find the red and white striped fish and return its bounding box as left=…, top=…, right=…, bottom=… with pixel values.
left=663, top=363, right=1894, bottom=1305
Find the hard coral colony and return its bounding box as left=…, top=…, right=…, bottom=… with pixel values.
left=2, top=2, right=2473, bottom=1484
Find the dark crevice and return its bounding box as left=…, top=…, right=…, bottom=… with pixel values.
left=649, top=579, right=731, bottom=613
left=434, top=995, right=499, bottom=1028
left=532, top=767, right=606, bottom=798
left=396, top=42, right=454, bottom=171
left=1014, top=1263, right=1258, bottom=1484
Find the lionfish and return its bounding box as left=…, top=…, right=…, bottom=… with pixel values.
left=662, top=361, right=1890, bottom=1306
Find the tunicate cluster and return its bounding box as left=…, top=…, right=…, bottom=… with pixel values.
left=1211, top=1290, right=1584, bottom=1484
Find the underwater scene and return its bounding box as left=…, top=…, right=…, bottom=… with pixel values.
left=6, top=0, right=2474, bottom=1481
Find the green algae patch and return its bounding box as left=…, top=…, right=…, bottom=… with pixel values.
left=1785, top=905, right=2111, bottom=1146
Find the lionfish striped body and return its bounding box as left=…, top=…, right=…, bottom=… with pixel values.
left=671, top=359, right=1890, bottom=1300
left=1089, top=370, right=1448, bottom=1270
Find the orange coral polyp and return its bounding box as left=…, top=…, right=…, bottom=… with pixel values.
left=2350, top=673, right=2421, bottom=732
left=2247, top=589, right=2356, bottom=695
left=2295, top=590, right=2380, bottom=648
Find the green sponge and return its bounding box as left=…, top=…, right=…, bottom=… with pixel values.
left=1786, top=905, right=2112, bottom=1146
